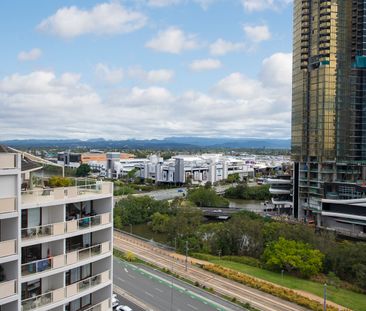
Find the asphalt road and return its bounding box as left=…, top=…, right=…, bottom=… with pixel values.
left=114, top=293, right=144, bottom=311
left=113, top=257, right=246, bottom=311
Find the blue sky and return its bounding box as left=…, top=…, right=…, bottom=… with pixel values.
left=0, top=0, right=293, bottom=140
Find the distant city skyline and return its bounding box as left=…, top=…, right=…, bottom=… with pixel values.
left=0, top=0, right=293, bottom=140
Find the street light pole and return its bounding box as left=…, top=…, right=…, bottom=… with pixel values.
left=323, top=283, right=327, bottom=311
left=185, top=241, right=188, bottom=272
left=129, top=224, right=132, bottom=234
left=170, top=258, right=174, bottom=311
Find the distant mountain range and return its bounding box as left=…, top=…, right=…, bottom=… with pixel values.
left=0, top=137, right=290, bottom=150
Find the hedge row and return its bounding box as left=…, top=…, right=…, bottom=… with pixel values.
left=203, top=264, right=346, bottom=311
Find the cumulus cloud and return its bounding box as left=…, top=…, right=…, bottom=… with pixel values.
left=128, top=67, right=174, bottom=83
left=209, top=39, right=246, bottom=55
left=189, top=58, right=222, bottom=71
left=260, top=52, right=292, bottom=87
left=146, top=27, right=200, bottom=54
left=193, top=0, right=217, bottom=10
left=18, top=48, right=42, bottom=61
left=0, top=52, right=292, bottom=139
left=95, top=63, right=123, bottom=84
left=37, top=2, right=147, bottom=38
left=241, top=0, right=292, bottom=12
left=243, top=25, right=271, bottom=42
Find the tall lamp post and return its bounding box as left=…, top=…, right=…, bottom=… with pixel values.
left=323, top=283, right=327, bottom=311
left=185, top=241, right=189, bottom=272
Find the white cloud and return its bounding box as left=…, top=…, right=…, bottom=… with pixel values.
left=128, top=67, right=174, bottom=83
left=209, top=39, right=246, bottom=55
left=0, top=52, right=291, bottom=140
left=241, top=0, right=292, bottom=12
left=243, top=25, right=271, bottom=42
left=146, top=0, right=181, bottom=7
left=18, top=48, right=42, bottom=61
left=260, top=52, right=292, bottom=87
left=190, top=58, right=222, bottom=71
left=37, top=2, right=147, bottom=38
left=146, top=27, right=200, bottom=54
left=95, top=63, right=123, bottom=84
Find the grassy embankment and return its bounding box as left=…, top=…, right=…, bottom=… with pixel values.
left=197, top=255, right=365, bottom=311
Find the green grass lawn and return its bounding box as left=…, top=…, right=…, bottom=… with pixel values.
left=208, top=258, right=366, bottom=311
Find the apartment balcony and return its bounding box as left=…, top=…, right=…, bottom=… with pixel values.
left=21, top=212, right=111, bottom=242
left=0, top=280, right=17, bottom=300
left=21, top=242, right=111, bottom=276
left=21, top=182, right=112, bottom=207
left=0, top=239, right=17, bottom=258
left=21, top=270, right=111, bottom=311
left=66, top=270, right=111, bottom=298
left=0, top=197, right=16, bottom=214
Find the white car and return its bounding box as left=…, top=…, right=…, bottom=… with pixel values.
left=112, top=294, right=119, bottom=308
left=116, top=306, right=133, bottom=311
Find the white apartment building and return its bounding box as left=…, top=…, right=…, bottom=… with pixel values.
left=0, top=147, right=113, bottom=311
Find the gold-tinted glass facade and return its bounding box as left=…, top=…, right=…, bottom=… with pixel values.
left=292, top=0, right=366, bottom=215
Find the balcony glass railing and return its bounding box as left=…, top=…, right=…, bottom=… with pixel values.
left=21, top=242, right=111, bottom=276
left=21, top=182, right=112, bottom=205
left=21, top=270, right=110, bottom=310
left=66, top=270, right=110, bottom=298
left=83, top=299, right=111, bottom=311
left=21, top=213, right=111, bottom=240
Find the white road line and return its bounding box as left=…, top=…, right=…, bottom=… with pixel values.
left=187, top=303, right=198, bottom=310
left=154, top=287, right=164, bottom=293
left=117, top=277, right=125, bottom=282
left=144, top=291, right=154, bottom=298
left=128, top=274, right=136, bottom=279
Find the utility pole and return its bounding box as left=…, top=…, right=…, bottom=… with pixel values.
left=170, top=258, right=174, bottom=311
left=323, top=283, right=327, bottom=311
left=218, top=250, right=222, bottom=261
left=185, top=241, right=188, bottom=272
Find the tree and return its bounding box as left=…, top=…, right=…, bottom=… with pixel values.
left=151, top=212, right=170, bottom=233
left=227, top=173, right=240, bottom=184
left=76, top=164, right=91, bottom=177
left=187, top=187, right=229, bottom=207
left=263, top=237, right=324, bottom=278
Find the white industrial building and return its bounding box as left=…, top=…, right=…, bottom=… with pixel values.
left=0, top=146, right=113, bottom=311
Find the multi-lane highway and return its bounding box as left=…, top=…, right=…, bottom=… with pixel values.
left=114, top=230, right=307, bottom=311
left=113, top=257, right=245, bottom=311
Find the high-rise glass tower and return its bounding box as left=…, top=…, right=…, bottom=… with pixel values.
left=292, top=0, right=366, bottom=233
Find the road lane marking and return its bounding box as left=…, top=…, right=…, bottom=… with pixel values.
left=117, top=277, right=125, bottom=282
left=144, top=291, right=154, bottom=298
left=154, top=287, right=164, bottom=293
left=188, top=304, right=198, bottom=310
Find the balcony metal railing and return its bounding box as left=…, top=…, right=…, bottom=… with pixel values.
left=0, top=239, right=17, bottom=257
left=21, top=182, right=112, bottom=205
left=21, top=270, right=110, bottom=310
left=0, top=279, right=17, bottom=299
left=21, top=242, right=111, bottom=276
left=21, top=212, right=111, bottom=240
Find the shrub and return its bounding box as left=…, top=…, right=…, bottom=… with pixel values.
left=48, top=176, right=73, bottom=187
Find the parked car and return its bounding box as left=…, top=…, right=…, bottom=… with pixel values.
left=116, top=306, right=133, bottom=311
left=112, top=294, right=119, bottom=309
